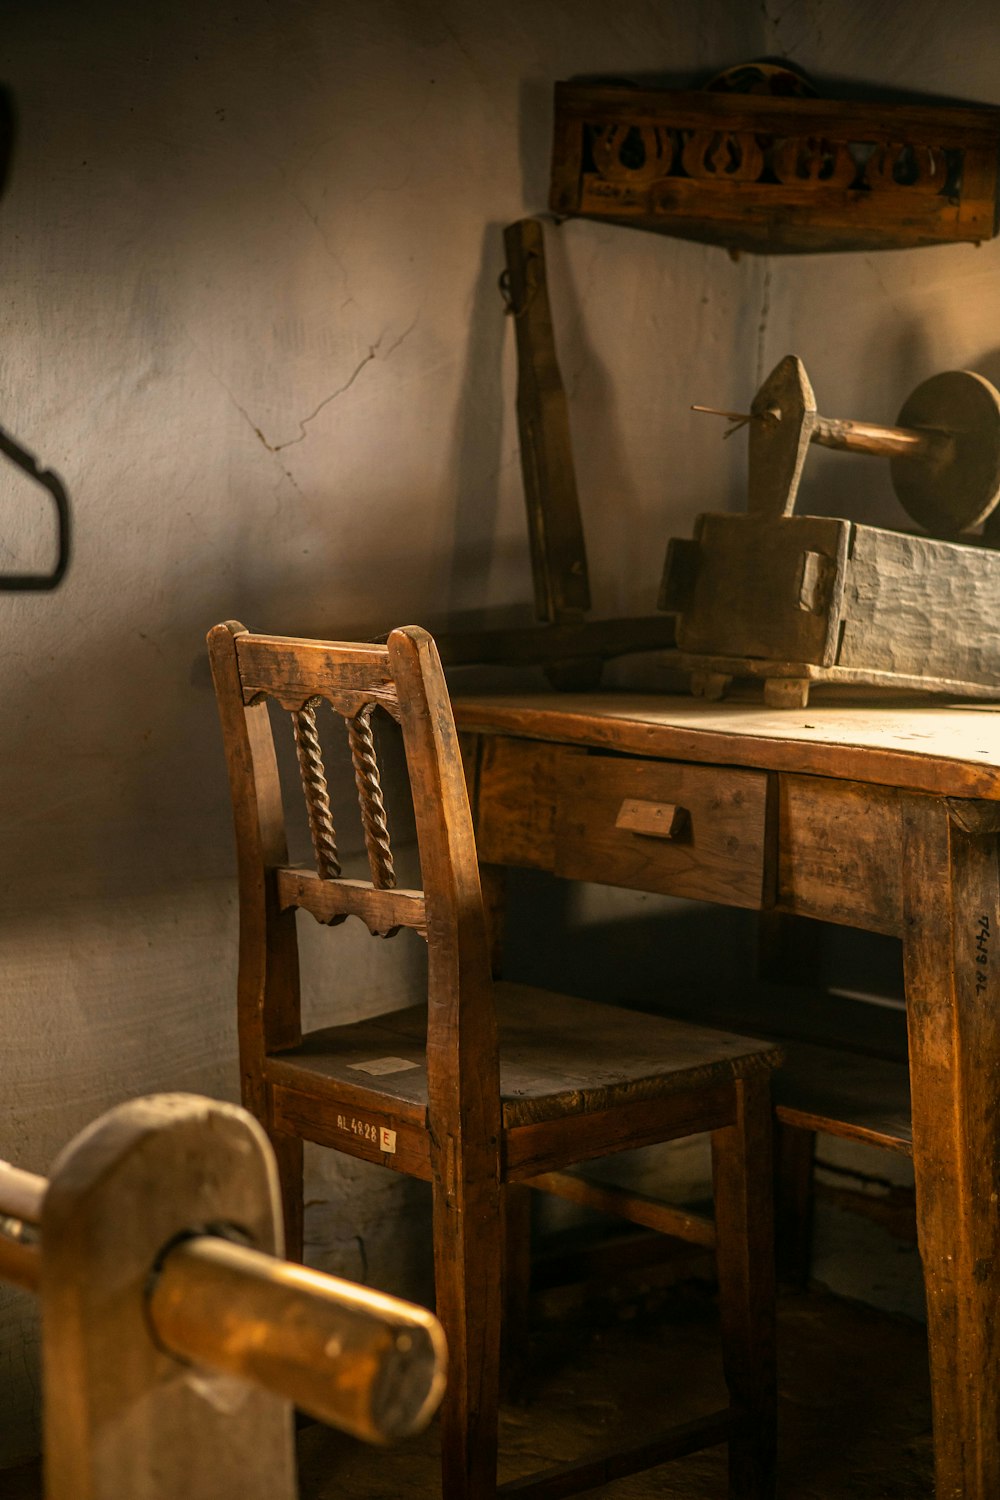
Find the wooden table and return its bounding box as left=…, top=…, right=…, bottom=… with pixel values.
left=454, top=690, right=1000, bottom=1500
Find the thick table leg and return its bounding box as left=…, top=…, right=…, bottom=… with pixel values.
left=902, top=800, right=1000, bottom=1500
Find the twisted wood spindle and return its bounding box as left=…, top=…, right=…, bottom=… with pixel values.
left=292, top=699, right=341, bottom=880
left=349, top=705, right=396, bottom=890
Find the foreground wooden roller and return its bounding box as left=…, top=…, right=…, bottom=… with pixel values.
left=0, top=1094, right=446, bottom=1500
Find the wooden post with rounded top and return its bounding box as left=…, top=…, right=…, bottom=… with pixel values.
left=40, top=1093, right=297, bottom=1500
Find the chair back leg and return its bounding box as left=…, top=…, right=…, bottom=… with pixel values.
left=269, top=1126, right=305, bottom=1264
left=712, top=1072, right=778, bottom=1500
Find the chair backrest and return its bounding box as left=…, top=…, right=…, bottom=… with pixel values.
left=207, top=622, right=499, bottom=1126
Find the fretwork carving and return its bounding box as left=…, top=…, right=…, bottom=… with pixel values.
left=550, top=79, right=1000, bottom=253
left=590, top=124, right=956, bottom=195
left=591, top=122, right=674, bottom=184
left=771, top=135, right=856, bottom=187
left=681, top=128, right=764, bottom=182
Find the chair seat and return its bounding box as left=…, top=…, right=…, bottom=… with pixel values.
left=265, top=981, right=781, bottom=1129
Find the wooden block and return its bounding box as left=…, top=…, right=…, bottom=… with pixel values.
left=838, top=525, right=1000, bottom=686
left=764, top=678, right=810, bottom=709
left=666, top=511, right=1000, bottom=702
left=671, top=513, right=850, bottom=666
left=614, top=798, right=688, bottom=839
left=690, top=670, right=732, bottom=701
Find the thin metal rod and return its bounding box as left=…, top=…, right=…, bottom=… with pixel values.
left=691, top=404, right=749, bottom=423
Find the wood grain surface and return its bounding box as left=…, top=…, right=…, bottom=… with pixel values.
left=555, top=755, right=768, bottom=908
left=453, top=692, right=1000, bottom=799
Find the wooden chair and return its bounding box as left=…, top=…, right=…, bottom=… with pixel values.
left=208, top=620, right=782, bottom=1500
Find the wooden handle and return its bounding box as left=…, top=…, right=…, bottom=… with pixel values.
left=151, top=1236, right=446, bottom=1443
left=615, top=798, right=689, bottom=839
left=0, top=1161, right=45, bottom=1292
left=0, top=1159, right=446, bottom=1444
left=0, top=1161, right=46, bottom=1224
left=811, top=414, right=953, bottom=466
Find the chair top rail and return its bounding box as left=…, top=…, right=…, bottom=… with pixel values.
left=234, top=630, right=400, bottom=718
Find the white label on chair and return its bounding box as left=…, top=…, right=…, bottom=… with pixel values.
left=347, top=1056, right=419, bottom=1076
left=336, top=1114, right=398, bottom=1152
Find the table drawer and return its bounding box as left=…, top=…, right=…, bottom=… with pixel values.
left=554, top=755, right=769, bottom=908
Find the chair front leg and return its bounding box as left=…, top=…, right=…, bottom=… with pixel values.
left=433, top=1169, right=504, bottom=1500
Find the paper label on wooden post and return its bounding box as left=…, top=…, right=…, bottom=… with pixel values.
left=379, top=1127, right=397, bottom=1154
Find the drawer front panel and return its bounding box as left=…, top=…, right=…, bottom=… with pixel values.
left=474, top=737, right=585, bottom=870
left=776, top=774, right=904, bottom=936
left=555, top=755, right=769, bottom=908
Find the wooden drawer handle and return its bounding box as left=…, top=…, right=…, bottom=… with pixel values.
left=615, top=798, right=690, bottom=840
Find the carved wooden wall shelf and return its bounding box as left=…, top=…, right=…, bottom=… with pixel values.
left=549, top=82, right=1000, bottom=253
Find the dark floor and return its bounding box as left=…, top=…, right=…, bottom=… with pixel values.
left=0, top=1279, right=932, bottom=1499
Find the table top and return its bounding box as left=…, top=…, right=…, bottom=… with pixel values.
left=452, top=691, right=1000, bottom=800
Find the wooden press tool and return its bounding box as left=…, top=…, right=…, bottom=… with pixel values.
left=661, top=355, right=1000, bottom=707
left=695, top=354, right=1000, bottom=537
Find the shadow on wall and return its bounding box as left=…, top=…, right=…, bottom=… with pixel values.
left=500, top=867, right=905, bottom=1041
left=445, top=220, right=519, bottom=621
left=541, top=221, right=647, bottom=620
left=0, top=427, right=72, bottom=591
left=0, top=592, right=428, bottom=913
left=443, top=204, right=650, bottom=630
left=0, top=83, right=13, bottom=195
left=518, top=76, right=553, bottom=211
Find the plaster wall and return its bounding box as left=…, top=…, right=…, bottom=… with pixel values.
left=755, top=0, right=1000, bottom=532
left=0, top=0, right=762, bottom=1461
left=5, top=0, right=988, bottom=1460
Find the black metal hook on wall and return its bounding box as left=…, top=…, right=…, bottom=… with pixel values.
left=0, top=428, right=71, bottom=591
left=0, top=86, right=70, bottom=592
